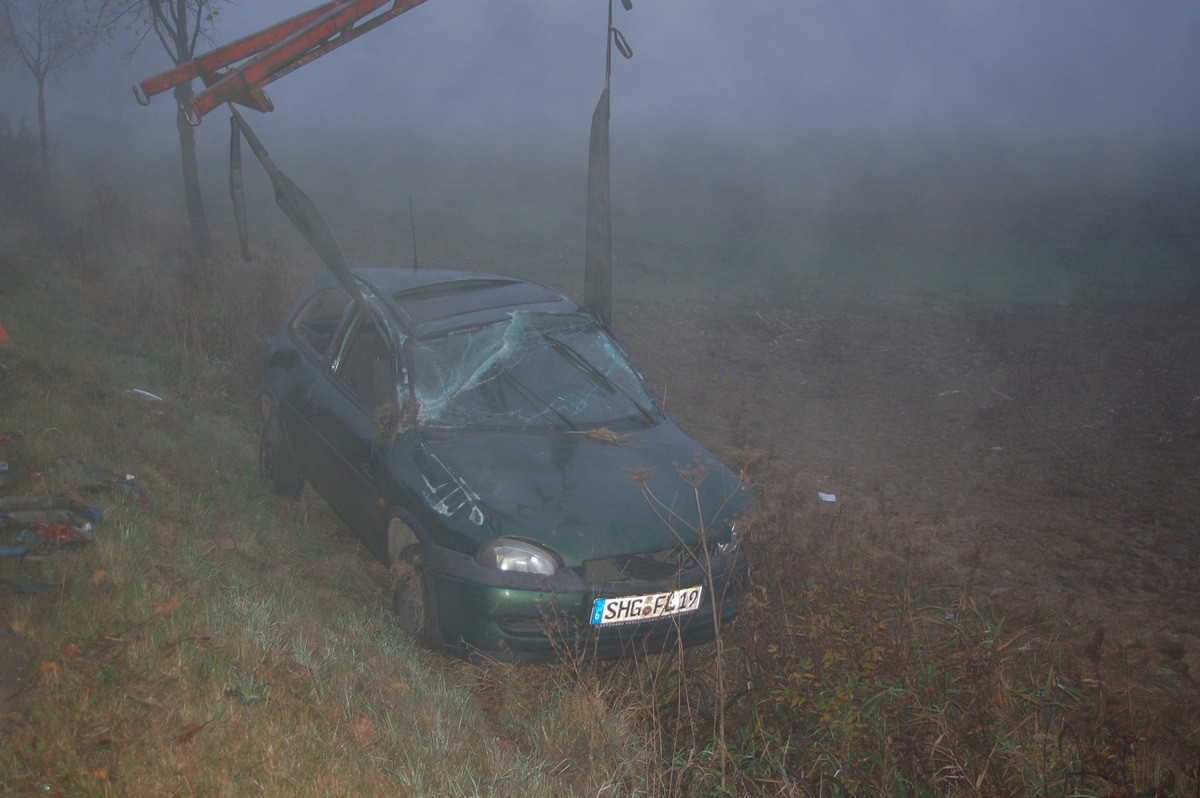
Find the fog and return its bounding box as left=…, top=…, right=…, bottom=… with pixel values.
left=3, top=0, right=1199, bottom=298
left=5, top=1, right=1200, bottom=700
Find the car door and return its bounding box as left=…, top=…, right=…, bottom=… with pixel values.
left=274, top=286, right=351, bottom=475
left=304, top=307, right=404, bottom=542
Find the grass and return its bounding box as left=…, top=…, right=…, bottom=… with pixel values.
left=2, top=140, right=1198, bottom=795
left=0, top=179, right=593, bottom=796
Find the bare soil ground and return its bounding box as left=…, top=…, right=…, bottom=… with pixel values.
left=620, top=289, right=1200, bottom=681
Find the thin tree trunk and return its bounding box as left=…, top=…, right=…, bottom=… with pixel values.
left=173, top=82, right=211, bottom=258
left=36, top=74, right=48, bottom=170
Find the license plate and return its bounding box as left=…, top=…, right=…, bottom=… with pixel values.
left=590, top=586, right=703, bottom=626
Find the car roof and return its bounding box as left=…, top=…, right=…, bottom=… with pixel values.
left=346, top=268, right=582, bottom=338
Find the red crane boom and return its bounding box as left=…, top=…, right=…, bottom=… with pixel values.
left=134, top=0, right=430, bottom=125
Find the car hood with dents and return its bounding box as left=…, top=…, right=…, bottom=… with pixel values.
left=410, top=420, right=752, bottom=564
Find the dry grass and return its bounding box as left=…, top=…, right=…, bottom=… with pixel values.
left=630, top=464, right=1200, bottom=796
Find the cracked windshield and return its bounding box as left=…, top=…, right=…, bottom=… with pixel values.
left=411, top=312, right=657, bottom=429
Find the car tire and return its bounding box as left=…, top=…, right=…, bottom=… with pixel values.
left=260, top=412, right=304, bottom=498
left=392, top=547, right=437, bottom=645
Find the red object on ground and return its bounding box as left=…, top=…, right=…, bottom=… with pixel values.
left=0, top=322, right=11, bottom=348
left=35, top=524, right=73, bottom=543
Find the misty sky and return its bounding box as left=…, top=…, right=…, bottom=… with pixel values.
left=3, top=0, right=1199, bottom=161
left=235, top=0, right=1200, bottom=145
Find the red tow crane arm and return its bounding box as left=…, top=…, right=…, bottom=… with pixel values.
left=134, top=0, right=430, bottom=125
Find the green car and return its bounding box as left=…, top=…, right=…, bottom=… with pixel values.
left=260, top=269, right=752, bottom=661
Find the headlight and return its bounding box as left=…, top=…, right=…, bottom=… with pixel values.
left=478, top=538, right=559, bottom=575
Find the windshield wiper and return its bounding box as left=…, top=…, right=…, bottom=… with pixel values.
left=494, top=364, right=578, bottom=430
left=542, top=335, right=655, bottom=423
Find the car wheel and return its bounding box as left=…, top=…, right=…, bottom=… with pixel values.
left=392, top=546, right=436, bottom=645
left=260, top=412, right=303, bottom=498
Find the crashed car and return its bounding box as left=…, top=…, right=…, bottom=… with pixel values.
left=259, top=268, right=753, bottom=661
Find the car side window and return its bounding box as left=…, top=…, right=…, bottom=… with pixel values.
left=335, top=312, right=399, bottom=413
left=291, top=288, right=353, bottom=358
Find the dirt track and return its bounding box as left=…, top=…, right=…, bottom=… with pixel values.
left=620, top=291, right=1200, bottom=679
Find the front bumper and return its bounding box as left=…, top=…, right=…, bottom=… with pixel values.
left=423, top=544, right=746, bottom=663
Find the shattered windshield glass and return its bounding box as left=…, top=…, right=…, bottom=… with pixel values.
left=410, top=312, right=659, bottom=429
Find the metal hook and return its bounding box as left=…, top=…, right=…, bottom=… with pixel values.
left=611, top=27, right=632, bottom=60
left=182, top=103, right=201, bottom=127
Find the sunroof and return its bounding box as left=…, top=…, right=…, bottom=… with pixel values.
left=392, top=279, right=564, bottom=326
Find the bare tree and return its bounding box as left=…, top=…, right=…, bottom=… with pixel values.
left=123, top=0, right=223, bottom=257
left=0, top=0, right=109, bottom=170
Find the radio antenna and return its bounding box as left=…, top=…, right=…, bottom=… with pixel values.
left=409, top=194, right=419, bottom=270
